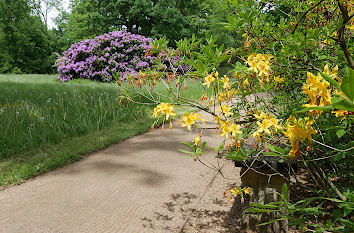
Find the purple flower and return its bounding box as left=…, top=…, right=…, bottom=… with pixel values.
left=57, top=30, right=157, bottom=82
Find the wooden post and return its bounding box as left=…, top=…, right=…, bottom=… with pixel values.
left=240, top=168, right=289, bottom=233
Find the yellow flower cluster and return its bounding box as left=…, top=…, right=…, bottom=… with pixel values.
left=226, top=187, right=253, bottom=203
left=302, top=72, right=332, bottom=111
left=219, top=120, right=242, bottom=139
left=303, top=65, right=351, bottom=118
left=273, top=75, right=285, bottom=88
left=332, top=109, right=350, bottom=119
left=218, top=104, right=234, bottom=117
left=282, top=116, right=317, bottom=158
left=323, top=64, right=339, bottom=83
left=252, top=112, right=282, bottom=138
left=245, top=53, right=273, bottom=79
left=181, top=112, right=205, bottom=131
left=202, top=71, right=218, bottom=88
left=194, top=133, right=201, bottom=146
left=221, top=75, right=231, bottom=89
left=152, top=102, right=176, bottom=120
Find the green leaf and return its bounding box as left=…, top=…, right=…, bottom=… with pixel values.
left=333, top=99, right=354, bottom=112
left=247, top=208, right=281, bottom=213
left=294, top=197, right=319, bottom=207
left=181, top=142, right=194, bottom=150
left=257, top=218, right=288, bottom=226
left=263, top=152, right=283, bottom=156
left=179, top=149, right=195, bottom=155
left=320, top=71, right=341, bottom=89
left=323, top=198, right=344, bottom=203
left=200, top=141, right=206, bottom=150
left=267, top=144, right=286, bottom=154
left=250, top=203, right=280, bottom=209
left=282, top=183, right=288, bottom=203
left=336, top=129, right=346, bottom=138
left=339, top=218, right=354, bottom=229
left=341, top=67, right=354, bottom=102
left=218, top=142, right=225, bottom=151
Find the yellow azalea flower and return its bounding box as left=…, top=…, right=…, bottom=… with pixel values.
left=252, top=130, right=261, bottom=138
left=202, top=73, right=215, bottom=88
left=230, top=187, right=240, bottom=197
left=221, top=75, right=231, bottom=89
left=323, top=64, right=341, bottom=84
left=256, top=119, right=273, bottom=135
left=152, top=102, right=176, bottom=120
left=257, top=62, right=271, bottom=77
left=252, top=113, right=282, bottom=137
left=220, top=120, right=232, bottom=138
left=348, top=24, right=354, bottom=31
left=152, top=106, right=162, bottom=118
left=266, top=115, right=283, bottom=130
left=181, top=112, right=198, bottom=131
left=163, top=103, right=176, bottom=120
left=232, top=138, right=241, bottom=148
left=323, top=64, right=339, bottom=79
left=245, top=53, right=273, bottom=78
left=332, top=110, right=350, bottom=119
left=231, top=122, right=242, bottom=137
left=254, top=111, right=266, bottom=120
left=242, top=187, right=252, bottom=195
left=243, top=78, right=249, bottom=86
left=217, top=90, right=225, bottom=103
left=303, top=71, right=332, bottom=113
left=282, top=116, right=317, bottom=158
left=247, top=60, right=259, bottom=73
left=226, top=88, right=237, bottom=98
left=255, top=53, right=263, bottom=62
left=194, top=133, right=201, bottom=146
left=218, top=104, right=234, bottom=117
left=274, top=75, right=285, bottom=88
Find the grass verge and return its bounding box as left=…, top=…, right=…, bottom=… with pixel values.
left=0, top=74, right=204, bottom=187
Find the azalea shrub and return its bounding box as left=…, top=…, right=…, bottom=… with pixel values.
left=120, top=0, right=353, bottom=231
left=56, top=31, right=156, bottom=82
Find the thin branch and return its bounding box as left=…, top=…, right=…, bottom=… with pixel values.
left=292, top=0, right=326, bottom=34
left=313, top=139, right=354, bottom=153
left=338, top=0, right=354, bottom=69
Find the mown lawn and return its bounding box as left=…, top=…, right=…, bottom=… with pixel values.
left=0, top=74, right=204, bottom=187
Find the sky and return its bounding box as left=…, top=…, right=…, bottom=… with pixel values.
left=47, top=0, right=70, bottom=29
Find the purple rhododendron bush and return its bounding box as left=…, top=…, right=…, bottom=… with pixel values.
left=57, top=31, right=156, bottom=82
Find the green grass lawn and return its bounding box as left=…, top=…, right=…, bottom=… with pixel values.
left=0, top=74, right=204, bottom=187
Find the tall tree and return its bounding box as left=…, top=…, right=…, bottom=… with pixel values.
left=0, top=0, right=52, bottom=73
left=62, top=0, right=212, bottom=44
left=30, top=0, right=61, bottom=30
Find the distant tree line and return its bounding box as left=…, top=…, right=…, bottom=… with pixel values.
left=0, top=0, right=234, bottom=74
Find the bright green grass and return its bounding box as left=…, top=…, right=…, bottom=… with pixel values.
left=0, top=74, right=204, bottom=186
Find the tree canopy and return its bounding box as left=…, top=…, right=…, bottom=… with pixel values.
left=0, top=0, right=53, bottom=73
left=62, top=0, right=211, bottom=44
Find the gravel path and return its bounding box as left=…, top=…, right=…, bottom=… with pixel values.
left=0, top=113, right=244, bottom=232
